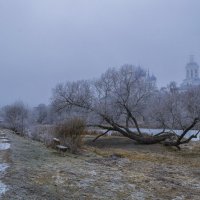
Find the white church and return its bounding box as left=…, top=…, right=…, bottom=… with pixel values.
left=181, top=55, right=200, bottom=89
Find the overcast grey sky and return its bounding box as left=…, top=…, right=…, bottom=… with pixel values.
left=0, top=0, right=200, bottom=106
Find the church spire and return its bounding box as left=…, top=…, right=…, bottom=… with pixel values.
left=147, top=69, right=150, bottom=77
left=189, top=55, right=194, bottom=63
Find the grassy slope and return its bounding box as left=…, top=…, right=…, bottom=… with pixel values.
left=2, top=132, right=200, bottom=200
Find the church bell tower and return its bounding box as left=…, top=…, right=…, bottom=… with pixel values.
left=186, top=55, right=199, bottom=79
left=181, top=55, right=200, bottom=89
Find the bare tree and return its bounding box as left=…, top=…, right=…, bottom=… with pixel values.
left=33, top=104, right=48, bottom=124
left=52, top=65, right=174, bottom=145
left=1, top=101, right=29, bottom=135
left=148, top=82, right=200, bottom=149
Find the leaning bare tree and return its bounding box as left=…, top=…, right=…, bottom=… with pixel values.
left=52, top=65, right=174, bottom=144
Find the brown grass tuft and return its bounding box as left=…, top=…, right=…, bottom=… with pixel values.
left=54, top=118, right=86, bottom=153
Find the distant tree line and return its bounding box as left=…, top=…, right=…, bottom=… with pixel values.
left=1, top=65, right=200, bottom=149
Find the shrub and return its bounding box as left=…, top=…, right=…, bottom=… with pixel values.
left=29, top=125, right=55, bottom=147
left=54, top=118, right=86, bottom=153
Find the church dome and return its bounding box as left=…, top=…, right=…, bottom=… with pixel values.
left=186, top=55, right=199, bottom=70
left=150, top=75, right=156, bottom=81
left=186, top=61, right=199, bottom=70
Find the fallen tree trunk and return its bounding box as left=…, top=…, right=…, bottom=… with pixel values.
left=127, top=133, right=174, bottom=144
left=91, top=118, right=199, bottom=149
left=91, top=124, right=175, bottom=145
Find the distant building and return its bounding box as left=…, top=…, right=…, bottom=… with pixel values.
left=146, top=70, right=157, bottom=87
left=181, top=55, right=200, bottom=89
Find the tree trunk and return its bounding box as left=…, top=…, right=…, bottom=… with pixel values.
left=126, top=133, right=174, bottom=144
left=92, top=125, right=174, bottom=145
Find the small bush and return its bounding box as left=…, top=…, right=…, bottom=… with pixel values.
left=54, top=118, right=86, bottom=153
left=29, top=125, right=55, bottom=147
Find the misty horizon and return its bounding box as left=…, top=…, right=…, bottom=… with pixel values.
left=1, top=0, right=200, bottom=106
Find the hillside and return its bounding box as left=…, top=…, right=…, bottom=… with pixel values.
left=1, top=130, right=200, bottom=200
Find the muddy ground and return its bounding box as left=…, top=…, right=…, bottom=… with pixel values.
left=0, top=129, right=200, bottom=200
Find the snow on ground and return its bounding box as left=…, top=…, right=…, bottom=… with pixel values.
left=0, top=130, right=10, bottom=197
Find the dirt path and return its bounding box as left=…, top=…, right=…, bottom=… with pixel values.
left=0, top=130, right=200, bottom=199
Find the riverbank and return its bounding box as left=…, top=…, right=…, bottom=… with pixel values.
left=1, top=130, right=200, bottom=199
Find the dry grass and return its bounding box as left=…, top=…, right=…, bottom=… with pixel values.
left=2, top=130, right=200, bottom=200
left=54, top=118, right=86, bottom=153
left=86, top=136, right=200, bottom=168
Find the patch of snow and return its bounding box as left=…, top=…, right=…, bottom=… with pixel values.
left=0, top=143, right=10, bottom=150
left=0, top=163, right=9, bottom=173
left=0, top=139, right=10, bottom=143
left=89, top=170, right=97, bottom=176
left=0, top=132, right=10, bottom=196
left=0, top=164, right=9, bottom=197
left=0, top=181, right=7, bottom=197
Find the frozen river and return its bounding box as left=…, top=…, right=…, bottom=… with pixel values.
left=0, top=130, right=10, bottom=197
left=104, top=128, right=200, bottom=141
left=131, top=128, right=200, bottom=141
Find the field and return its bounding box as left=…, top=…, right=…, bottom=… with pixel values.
left=1, top=130, right=200, bottom=200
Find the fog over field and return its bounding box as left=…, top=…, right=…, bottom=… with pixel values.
left=0, top=0, right=200, bottom=106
